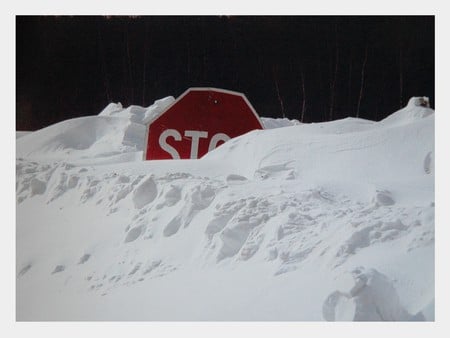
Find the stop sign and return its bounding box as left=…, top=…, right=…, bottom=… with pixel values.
left=144, top=88, right=264, bottom=160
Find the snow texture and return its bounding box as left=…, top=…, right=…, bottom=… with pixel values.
left=16, top=96, right=434, bottom=321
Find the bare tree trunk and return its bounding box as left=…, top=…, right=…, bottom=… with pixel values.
left=300, top=68, right=306, bottom=122
left=184, top=17, right=191, bottom=77
left=97, top=23, right=111, bottom=102
left=317, top=57, right=326, bottom=121
left=399, top=47, right=403, bottom=108
left=142, top=22, right=149, bottom=106
left=273, top=66, right=285, bottom=118
left=203, top=51, right=208, bottom=82
left=329, top=23, right=339, bottom=121
left=125, top=25, right=134, bottom=103
left=348, top=48, right=353, bottom=116
left=356, top=45, right=368, bottom=118
left=186, top=40, right=191, bottom=76
left=397, top=18, right=405, bottom=109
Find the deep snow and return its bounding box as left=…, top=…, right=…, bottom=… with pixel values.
left=16, top=96, right=434, bottom=321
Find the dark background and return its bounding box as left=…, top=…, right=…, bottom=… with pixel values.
left=16, top=16, right=434, bottom=131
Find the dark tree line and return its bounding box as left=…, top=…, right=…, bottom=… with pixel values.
left=16, top=16, right=434, bottom=130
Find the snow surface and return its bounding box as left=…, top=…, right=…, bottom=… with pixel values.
left=16, top=131, right=32, bottom=139
left=16, top=96, right=434, bottom=321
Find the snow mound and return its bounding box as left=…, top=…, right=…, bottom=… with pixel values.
left=323, top=267, right=424, bottom=321
left=204, top=105, right=434, bottom=197
left=99, top=96, right=175, bottom=125
left=16, top=131, right=32, bottom=139
left=261, top=117, right=300, bottom=129
left=263, top=116, right=377, bottom=134
left=380, top=96, right=434, bottom=127
left=16, top=97, right=434, bottom=321
left=16, top=116, right=146, bottom=162
left=16, top=97, right=176, bottom=164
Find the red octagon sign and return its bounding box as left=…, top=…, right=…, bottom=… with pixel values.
left=144, top=88, right=264, bottom=160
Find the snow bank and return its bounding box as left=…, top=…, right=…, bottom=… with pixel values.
left=16, top=97, right=176, bottom=164
left=16, top=131, right=32, bottom=139
left=261, top=117, right=300, bottom=129
left=16, top=116, right=146, bottom=164
left=16, top=96, right=434, bottom=321
left=98, top=96, right=175, bottom=125
left=322, top=267, right=425, bottom=321
left=379, top=96, right=434, bottom=127
left=204, top=101, right=434, bottom=200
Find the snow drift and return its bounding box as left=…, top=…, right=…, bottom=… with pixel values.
left=16, top=96, right=434, bottom=321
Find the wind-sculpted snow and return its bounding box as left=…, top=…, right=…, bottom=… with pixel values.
left=98, top=96, right=175, bottom=125
left=16, top=116, right=145, bottom=161
left=16, top=96, right=175, bottom=164
left=322, top=267, right=424, bottom=321
left=16, top=97, right=434, bottom=320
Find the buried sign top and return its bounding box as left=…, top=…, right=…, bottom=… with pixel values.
left=144, top=88, right=264, bottom=160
